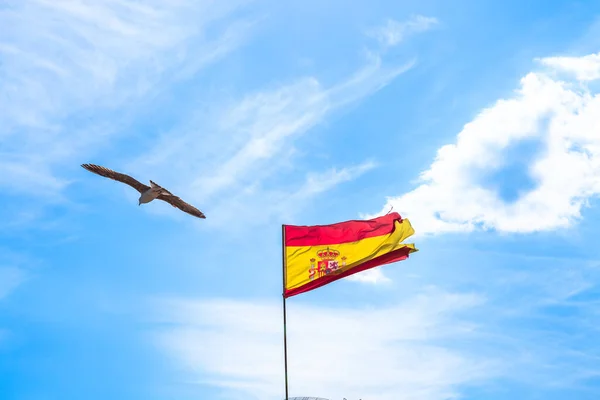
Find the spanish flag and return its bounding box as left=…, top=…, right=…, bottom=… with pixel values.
left=282, top=212, right=417, bottom=298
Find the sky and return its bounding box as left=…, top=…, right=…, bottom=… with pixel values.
left=1, top=0, right=600, bottom=399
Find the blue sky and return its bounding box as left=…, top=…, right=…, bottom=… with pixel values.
left=2, top=1, right=600, bottom=399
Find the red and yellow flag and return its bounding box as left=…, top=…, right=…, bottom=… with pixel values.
left=283, top=212, right=417, bottom=298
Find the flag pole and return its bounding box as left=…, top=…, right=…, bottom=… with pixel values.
left=282, top=224, right=289, bottom=400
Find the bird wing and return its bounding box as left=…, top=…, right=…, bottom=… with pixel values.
left=157, top=193, right=206, bottom=219
left=81, top=164, right=149, bottom=193
left=149, top=180, right=174, bottom=196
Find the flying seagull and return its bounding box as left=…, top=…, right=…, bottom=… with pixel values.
left=81, top=163, right=206, bottom=219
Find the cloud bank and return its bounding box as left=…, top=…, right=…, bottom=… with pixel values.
left=370, top=51, right=600, bottom=235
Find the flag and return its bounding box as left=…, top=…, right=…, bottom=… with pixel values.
left=282, top=212, right=417, bottom=298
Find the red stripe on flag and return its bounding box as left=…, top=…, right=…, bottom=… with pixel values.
left=284, top=212, right=403, bottom=247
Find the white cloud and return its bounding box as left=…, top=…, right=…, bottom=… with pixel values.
left=150, top=290, right=494, bottom=400
left=370, top=51, right=600, bottom=235
left=0, top=0, right=255, bottom=197
left=540, top=53, right=600, bottom=81
left=369, top=15, right=438, bottom=48
left=345, top=267, right=392, bottom=284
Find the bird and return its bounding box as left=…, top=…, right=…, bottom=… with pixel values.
left=81, top=163, right=206, bottom=219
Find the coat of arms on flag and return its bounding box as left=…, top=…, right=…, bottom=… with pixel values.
left=308, top=248, right=348, bottom=280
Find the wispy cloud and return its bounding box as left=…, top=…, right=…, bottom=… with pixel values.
left=368, top=14, right=439, bottom=48
left=196, top=160, right=378, bottom=228
left=130, top=57, right=410, bottom=192
left=150, top=289, right=493, bottom=400
left=369, top=51, right=600, bottom=235
left=0, top=0, right=256, bottom=198
left=286, top=161, right=378, bottom=204
left=127, top=51, right=416, bottom=226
